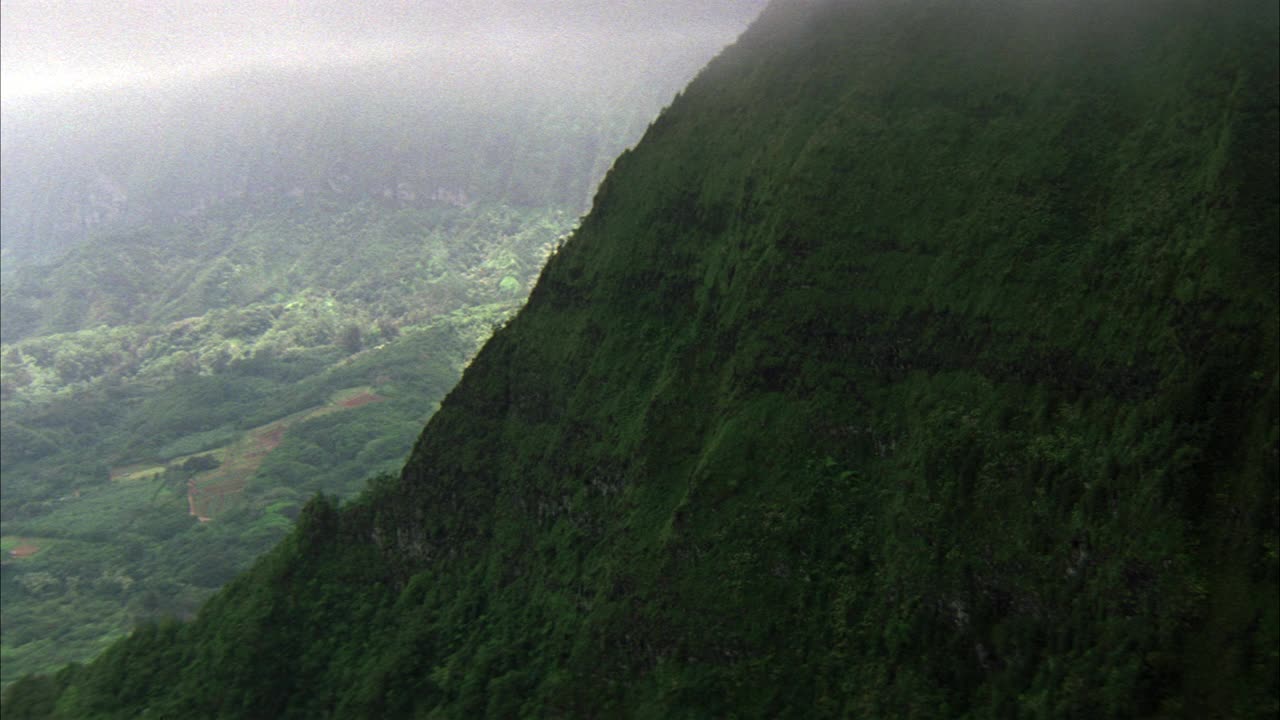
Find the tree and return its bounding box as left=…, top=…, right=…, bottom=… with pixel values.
left=339, top=324, right=364, bottom=354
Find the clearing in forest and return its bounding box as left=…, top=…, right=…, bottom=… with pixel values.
left=1, top=537, right=43, bottom=560
left=181, top=387, right=385, bottom=520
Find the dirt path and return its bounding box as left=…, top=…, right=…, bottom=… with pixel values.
left=340, top=392, right=385, bottom=409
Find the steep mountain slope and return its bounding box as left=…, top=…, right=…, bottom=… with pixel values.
left=5, top=0, right=1277, bottom=717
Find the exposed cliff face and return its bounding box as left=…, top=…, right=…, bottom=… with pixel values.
left=6, top=0, right=1276, bottom=717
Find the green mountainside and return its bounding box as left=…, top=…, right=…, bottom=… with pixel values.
left=5, top=0, right=1278, bottom=717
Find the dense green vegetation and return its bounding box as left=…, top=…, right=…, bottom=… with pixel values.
left=5, top=0, right=1278, bottom=716
left=0, top=200, right=560, bottom=684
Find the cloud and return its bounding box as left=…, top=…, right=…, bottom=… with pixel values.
left=0, top=0, right=767, bottom=100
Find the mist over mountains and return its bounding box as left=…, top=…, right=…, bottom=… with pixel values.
left=1, top=4, right=761, bottom=267
left=2, top=0, right=1278, bottom=716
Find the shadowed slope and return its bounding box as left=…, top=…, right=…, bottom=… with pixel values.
left=6, top=0, right=1276, bottom=717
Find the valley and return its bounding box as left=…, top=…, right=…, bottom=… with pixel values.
left=0, top=199, right=562, bottom=683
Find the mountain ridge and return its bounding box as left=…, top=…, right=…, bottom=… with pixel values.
left=4, top=0, right=1277, bottom=716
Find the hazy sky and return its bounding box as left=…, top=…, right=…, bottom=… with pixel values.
left=0, top=1, right=768, bottom=101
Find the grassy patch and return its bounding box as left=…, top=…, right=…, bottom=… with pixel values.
left=109, top=465, right=166, bottom=483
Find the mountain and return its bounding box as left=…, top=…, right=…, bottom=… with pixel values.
left=5, top=0, right=1277, bottom=717
left=0, top=24, right=751, bottom=686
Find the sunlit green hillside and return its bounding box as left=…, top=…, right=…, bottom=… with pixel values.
left=0, top=199, right=565, bottom=685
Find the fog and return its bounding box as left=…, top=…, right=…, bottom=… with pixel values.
left=0, top=1, right=767, bottom=264
left=1, top=1, right=767, bottom=100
